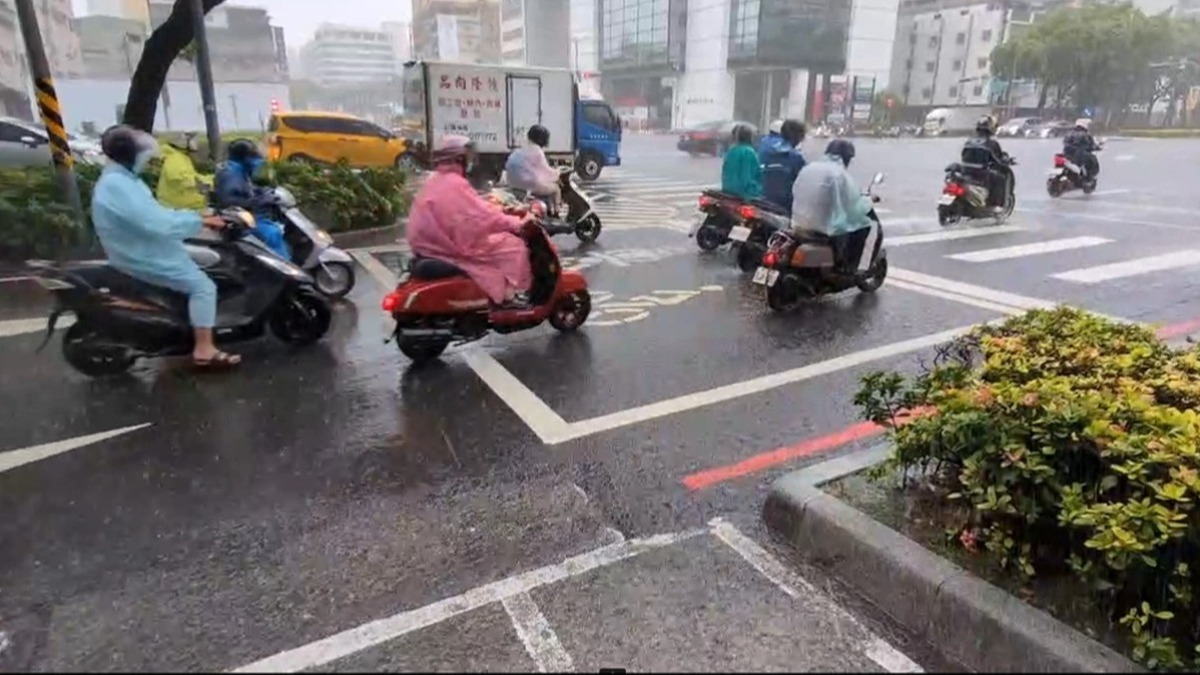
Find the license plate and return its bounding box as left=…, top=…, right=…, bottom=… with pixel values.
left=688, top=212, right=707, bottom=235
left=937, top=194, right=956, bottom=205
left=728, top=225, right=752, bottom=242
left=752, top=266, right=780, bottom=286
left=1048, top=169, right=1065, bottom=177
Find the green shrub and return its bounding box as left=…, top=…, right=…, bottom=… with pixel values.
left=855, top=307, right=1200, bottom=670
left=267, top=159, right=412, bottom=233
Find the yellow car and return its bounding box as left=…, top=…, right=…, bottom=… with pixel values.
left=266, top=111, right=410, bottom=168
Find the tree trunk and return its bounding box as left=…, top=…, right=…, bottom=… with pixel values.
left=1036, top=84, right=1049, bottom=115
left=121, top=0, right=225, bottom=133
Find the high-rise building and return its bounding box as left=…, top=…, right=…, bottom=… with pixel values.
left=300, top=23, right=398, bottom=85
left=412, top=0, right=501, bottom=63
left=148, top=1, right=286, bottom=83
left=570, top=0, right=600, bottom=95
left=500, top=0, right=570, bottom=67
left=382, top=20, right=413, bottom=69
left=0, top=0, right=84, bottom=118
left=87, top=0, right=149, bottom=26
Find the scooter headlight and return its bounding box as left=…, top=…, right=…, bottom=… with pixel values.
left=314, top=229, right=333, bottom=246
left=254, top=253, right=312, bottom=282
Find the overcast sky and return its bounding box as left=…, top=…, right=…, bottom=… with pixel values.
left=71, top=0, right=413, bottom=45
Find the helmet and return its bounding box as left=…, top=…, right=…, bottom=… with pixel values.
left=226, top=138, right=263, bottom=164
left=768, top=119, right=784, bottom=134
left=430, top=134, right=474, bottom=165
left=732, top=123, right=754, bottom=145
left=527, top=124, right=549, bottom=147
left=975, top=115, right=997, bottom=136
left=781, top=119, right=806, bottom=146
left=825, top=138, right=856, bottom=167
left=100, top=124, right=157, bottom=171
left=1074, top=118, right=1092, bottom=131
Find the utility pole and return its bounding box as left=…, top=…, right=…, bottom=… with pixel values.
left=15, top=0, right=82, bottom=220
left=189, top=0, right=221, bottom=162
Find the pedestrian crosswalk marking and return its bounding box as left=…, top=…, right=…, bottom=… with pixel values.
left=947, top=236, right=1112, bottom=263
left=887, top=225, right=1025, bottom=247
left=1051, top=249, right=1200, bottom=283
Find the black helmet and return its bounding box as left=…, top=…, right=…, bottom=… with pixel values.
left=226, top=138, right=263, bottom=164
left=527, top=124, right=549, bottom=147
left=732, top=123, right=754, bottom=145
left=781, top=119, right=806, bottom=146
left=825, top=138, right=856, bottom=167
left=975, top=115, right=997, bottom=136
left=100, top=124, right=155, bottom=170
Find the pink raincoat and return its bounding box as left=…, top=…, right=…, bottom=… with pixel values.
left=407, top=166, right=532, bottom=303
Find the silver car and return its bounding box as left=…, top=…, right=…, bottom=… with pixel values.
left=0, top=117, right=103, bottom=168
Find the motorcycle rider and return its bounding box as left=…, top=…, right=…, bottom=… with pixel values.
left=504, top=124, right=562, bottom=219
left=961, top=115, right=1013, bottom=213
left=757, top=119, right=784, bottom=157
left=790, top=139, right=876, bottom=273
left=155, top=131, right=211, bottom=210
left=214, top=139, right=290, bottom=259
left=409, top=135, right=537, bottom=308
left=1063, top=118, right=1101, bottom=180
left=720, top=123, right=762, bottom=200
left=759, top=119, right=807, bottom=214
left=91, top=125, right=237, bottom=369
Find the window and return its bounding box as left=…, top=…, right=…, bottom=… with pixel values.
left=905, top=58, right=913, bottom=70
left=921, top=87, right=932, bottom=99
left=978, top=57, right=988, bottom=68
left=925, top=61, right=934, bottom=73
left=952, top=59, right=962, bottom=70
left=949, top=85, right=958, bottom=97
left=730, top=0, right=761, bottom=57
left=582, top=103, right=616, bottom=131
left=928, top=35, right=938, bottom=47
left=956, top=32, right=966, bottom=44
left=981, top=29, right=993, bottom=41
left=909, top=32, right=916, bottom=44
left=973, top=84, right=984, bottom=96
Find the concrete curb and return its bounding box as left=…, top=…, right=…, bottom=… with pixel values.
left=763, top=444, right=1141, bottom=673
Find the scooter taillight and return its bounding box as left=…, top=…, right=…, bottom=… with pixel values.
left=381, top=291, right=401, bottom=312
left=1053, top=154, right=1066, bottom=167
left=738, top=204, right=758, bottom=220
left=698, top=195, right=716, bottom=209
left=944, top=182, right=966, bottom=197
left=763, top=251, right=780, bottom=267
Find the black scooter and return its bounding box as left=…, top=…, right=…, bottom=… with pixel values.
left=28, top=209, right=333, bottom=377
left=938, top=156, right=1017, bottom=226
left=1047, top=143, right=1103, bottom=198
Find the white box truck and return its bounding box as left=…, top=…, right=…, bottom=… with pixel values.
left=401, top=60, right=579, bottom=182
left=923, top=106, right=993, bottom=136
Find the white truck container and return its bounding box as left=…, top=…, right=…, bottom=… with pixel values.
left=402, top=60, right=577, bottom=181
left=923, top=106, right=993, bottom=136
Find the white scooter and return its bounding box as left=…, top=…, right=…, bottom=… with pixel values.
left=268, top=187, right=357, bottom=299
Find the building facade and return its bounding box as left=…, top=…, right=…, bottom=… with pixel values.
left=86, top=0, right=148, bottom=25
left=412, top=0, right=501, bottom=63
left=570, top=0, right=600, bottom=96
left=500, top=0, right=571, bottom=68
left=382, top=20, right=413, bottom=69
left=300, top=23, right=398, bottom=85
left=889, top=0, right=1007, bottom=108
left=0, top=0, right=84, bottom=118
left=148, top=1, right=286, bottom=83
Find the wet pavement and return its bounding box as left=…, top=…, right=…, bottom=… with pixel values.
left=3, top=134, right=1200, bottom=671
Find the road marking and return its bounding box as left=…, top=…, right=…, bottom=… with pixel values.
left=1113, top=154, right=1135, bottom=161
left=887, top=225, right=1024, bottom=247
left=350, top=249, right=398, bottom=288
left=461, top=350, right=573, bottom=444
left=889, top=268, right=1057, bottom=311
left=709, top=519, right=924, bottom=673
left=1017, top=208, right=1199, bottom=232
left=501, top=593, right=574, bottom=673
left=0, top=315, right=75, bottom=338
left=888, top=279, right=1025, bottom=315
left=946, top=236, right=1112, bottom=262
left=1158, top=317, right=1200, bottom=340
left=0, top=423, right=151, bottom=475
left=1052, top=249, right=1200, bottom=283
left=232, top=527, right=708, bottom=673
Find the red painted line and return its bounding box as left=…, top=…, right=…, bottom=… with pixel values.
left=681, top=408, right=933, bottom=492
left=1156, top=318, right=1200, bottom=340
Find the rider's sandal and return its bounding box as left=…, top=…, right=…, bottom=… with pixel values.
left=193, top=351, right=242, bottom=370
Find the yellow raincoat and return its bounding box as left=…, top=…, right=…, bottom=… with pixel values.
left=155, top=142, right=212, bottom=211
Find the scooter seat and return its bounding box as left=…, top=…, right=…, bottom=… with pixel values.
left=63, top=263, right=188, bottom=313
left=183, top=242, right=222, bottom=269
left=702, top=189, right=744, bottom=202
left=749, top=198, right=789, bottom=215
left=411, top=257, right=467, bottom=280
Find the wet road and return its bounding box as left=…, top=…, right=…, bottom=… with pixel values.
left=2, top=133, right=1199, bottom=671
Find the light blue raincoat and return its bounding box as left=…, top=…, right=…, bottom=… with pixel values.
left=789, top=154, right=873, bottom=237
left=92, top=163, right=217, bottom=327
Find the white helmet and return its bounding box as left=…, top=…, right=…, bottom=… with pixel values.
left=1074, top=118, right=1092, bottom=131
left=768, top=119, right=784, bottom=134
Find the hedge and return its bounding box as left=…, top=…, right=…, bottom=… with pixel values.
left=855, top=307, right=1200, bottom=670
left=1119, top=128, right=1200, bottom=138
left=0, top=158, right=412, bottom=263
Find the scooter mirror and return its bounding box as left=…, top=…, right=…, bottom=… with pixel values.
left=872, top=172, right=886, bottom=185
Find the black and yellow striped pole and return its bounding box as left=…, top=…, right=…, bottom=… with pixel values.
left=15, top=0, right=83, bottom=219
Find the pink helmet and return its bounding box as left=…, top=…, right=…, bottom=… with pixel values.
left=431, top=134, right=474, bottom=165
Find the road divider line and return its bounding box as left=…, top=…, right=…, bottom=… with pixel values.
left=1157, top=317, right=1200, bottom=340
left=887, top=225, right=1024, bottom=247
left=231, top=527, right=708, bottom=673
left=946, top=236, right=1112, bottom=262
left=0, top=314, right=74, bottom=339
left=709, top=518, right=924, bottom=673
left=1016, top=207, right=1198, bottom=232
left=1051, top=249, right=1200, bottom=284
left=889, top=268, right=1057, bottom=311
left=350, top=250, right=398, bottom=289
left=461, top=350, right=574, bottom=444
left=0, top=423, right=151, bottom=475
left=888, top=279, right=1024, bottom=315
left=501, top=592, right=575, bottom=673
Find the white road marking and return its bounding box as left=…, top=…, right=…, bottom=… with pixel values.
left=501, top=592, right=575, bottom=673
left=889, top=268, right=1057, bottom=311
left=0, top=423, right=151, bottom=475
left=887, top=225, right=1025, bottom=247
left=232, top=527, right=708, bottom=673
left=1113, top=154, right=1135, bottom=161
left=888, top=279, right=1023, bottom=315
left=1051, top=249, right=1200, bottom=284
left=0, top=314, right=75, bottom=338
left=460, top=350, right=574, bottom=444
left=709, top=519, right=924, bottom=673
left=946, top=236, right=1112, bottom=262
left=1088, top=188, right=1132, bottom=196
left=1017, top=208, right=1199, bottom=232
left=350, top=249, right=398, bottom=288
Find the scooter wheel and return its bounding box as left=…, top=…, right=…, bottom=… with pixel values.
left=1082, top=180, right=1097, bottom=195
left=736, top=244, right=761, bottom=273
left=398, top=337, right=450, bottom=364
left=937, top=205, right=960, bottom=227
left=695, top=224, right=724, bottom=252
left=314, top=261, right=356, bottom=299
left=549, top=290, right=591, bottom=332
left=766, top=274, right=803, bottom=313
left=270, top=290, right=332, bottom=345
left=1046, top=178, right=1064, bottom=198
left=62, top=323, right=134, bottom=377
left=574, top=214, right=602, bottom=243
left=856, top=257, right=888, bottom=293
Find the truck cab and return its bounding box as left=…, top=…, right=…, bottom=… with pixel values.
left=575, top=99, right=621, bottom=182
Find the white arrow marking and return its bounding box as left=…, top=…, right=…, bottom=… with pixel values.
left=0, top=423, right=151, bottom=474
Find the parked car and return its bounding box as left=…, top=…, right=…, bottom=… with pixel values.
left=997, top=117, right=1043, bottom=137
left=677, top=120, right=758, bottom=156
left=0, top=117, right=104, bottom=168
left=1025, top=120, right=1073, bottom=139
left=265, top=111, right=410, bottom=168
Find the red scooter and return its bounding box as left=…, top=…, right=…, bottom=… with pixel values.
left=381, top=205, right=591, bottom=365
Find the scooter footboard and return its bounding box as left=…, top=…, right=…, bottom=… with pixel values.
left=82, top=306, right=190, bottom=349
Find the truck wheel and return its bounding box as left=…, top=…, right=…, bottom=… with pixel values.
left=575, top=153, right=603, bottom=182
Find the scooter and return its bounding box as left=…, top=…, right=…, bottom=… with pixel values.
left=28, top=209, right=333, bottom=377
left=381, top=221, right=591, bottom=365
left=1046, top=143, right=1103, bottom=198
left=499, top=167, right=603, bottom=243
left=938, top=156, right=1017, bottom=226
left=752, top=173, right=888, bottom=312
left=729, top=199, right=791, bottom=273
left=689, top=189, right=747, bottom=252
